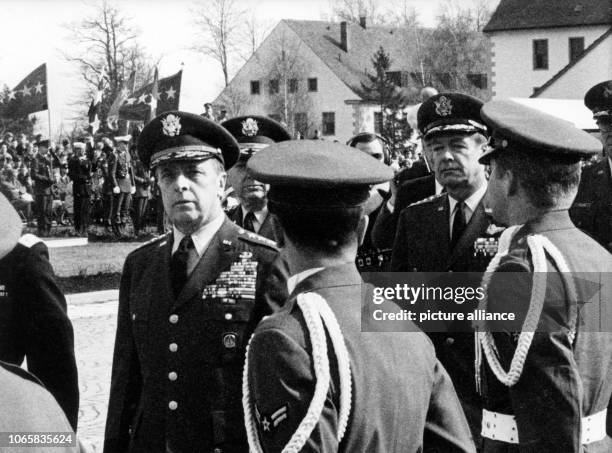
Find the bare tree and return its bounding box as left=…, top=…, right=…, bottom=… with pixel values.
left=327, top=0, right=387, bottom=24
left=215, top=85, right=250, bottom=117
left=191, top=0, right=244, bottom=87
left=239, top=11, right=274, bottom=62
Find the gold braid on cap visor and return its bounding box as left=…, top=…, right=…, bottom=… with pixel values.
left=150, top=145, right=224, bottom=167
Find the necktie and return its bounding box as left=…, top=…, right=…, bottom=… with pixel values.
left=170, top=235, right=196, bottom=297
left=450, top=201, right=466, bottom=250
left=243, top=211, right=256, bottom=232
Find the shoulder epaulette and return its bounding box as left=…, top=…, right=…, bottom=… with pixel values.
left=18, top=234, right=43, bottom=249
left=237, top=229, right=279, bottom=251
left=132, top=232, right=171, bottom=252
left=408, top=192, right=445, bottom=208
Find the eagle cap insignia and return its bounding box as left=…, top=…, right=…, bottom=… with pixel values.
left=434, top=96, right=453, bottom=117
left=241, top=118, right=259, bottom=137
left=161, top=114, right=181, bottom=137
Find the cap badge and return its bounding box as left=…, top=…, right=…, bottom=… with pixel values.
left=241, top=118, right=259, bottom=137
left=604, top=85, right=612, bottom=98
left=161, top=114, right=182, bottom=137
left=434, top=96, right=453, bottom=117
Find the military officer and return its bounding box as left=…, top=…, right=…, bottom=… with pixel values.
left=109, top=135, right=136, bottom=236
left=570, top=80, right=612, bottom=252
left=103, top=112, right=287, bottom=453
left=32, top=139, right=55, bottom=236
left=221, top=115, right=291, bottom=243
left=0, top=191, right=79, bottom=430
left=476, top=100, right=612, bottom=452
left=68, top=140, right=93, bottom=235
left=243, top=140, right=475, bottom=452
left=390, top=92, right=499, bottom=444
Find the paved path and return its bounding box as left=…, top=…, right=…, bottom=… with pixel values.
left=70, top=300, right=118, bottom=452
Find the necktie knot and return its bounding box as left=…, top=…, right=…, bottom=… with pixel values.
left=243, top=211, right=256, bottom=232
left=178, top=235, right=194, bottom=253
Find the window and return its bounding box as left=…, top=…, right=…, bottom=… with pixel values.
left=569, top=37, right=585, bottom=63
left=467, top=73, right=488, bottom=90
left=250, top=80, right=260, bottom=95
left=289, top=78, right=298, bottom=93
left=322, top=112, right=335, bottom=136
left=269, top=79, right=279, bottom=95
left=533, top=39, right=548, bottom=70
left=308, top=78, right=318, bottom=92
left=374, top=112, right=383, bottom=134
left=294, top=112, right=308, bottom=134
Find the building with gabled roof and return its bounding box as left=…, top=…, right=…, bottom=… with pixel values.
left=484, top=0, right=612, bottom=99
left=214, top=19, right=423, bottom=141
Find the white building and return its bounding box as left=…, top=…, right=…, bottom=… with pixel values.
left=484, top=0, right=612, bottom=99
left=214, top=19, right=419, bottom=142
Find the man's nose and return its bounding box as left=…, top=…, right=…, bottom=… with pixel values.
left=173, top=173, right=189, bottom=191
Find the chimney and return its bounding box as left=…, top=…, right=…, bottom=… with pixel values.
left=340, top=21, right=349, bottom=52
left=359, top=16, right=367, bottom=28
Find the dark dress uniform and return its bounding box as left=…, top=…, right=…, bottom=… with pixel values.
left=68, top=148, right=93, bottom=234
left=104, top=111, right=288, bottom=453
left=0, top=234, right=79, bottom=430
left=476, top=100, right=612, bottom=452
left=32, top=149, right=54, bottom=235
left=228, top=205, right=281, bottom=243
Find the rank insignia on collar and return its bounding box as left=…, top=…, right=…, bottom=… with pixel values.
left=241, top=118, right=259, bottom=137
left=435, top=96, right=453, bottom=117
left=257, top=404, right=288, bottom=435
left=161, top=114, right=182, bottom=137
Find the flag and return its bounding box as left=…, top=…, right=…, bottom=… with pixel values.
left=0, top=64, right=48, bottom=118
left=107, top=70, right=136, bottom=130
left=120, top=70, right=182, bottom=122
left=147, top=67, right=159, bottom=123
left=87, top=81, right=104, bottom=134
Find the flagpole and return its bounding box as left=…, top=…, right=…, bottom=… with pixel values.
left=46, top=64, right=52, bottom=140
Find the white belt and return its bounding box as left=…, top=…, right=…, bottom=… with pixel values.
left=481, top=409, right=607, bottom=445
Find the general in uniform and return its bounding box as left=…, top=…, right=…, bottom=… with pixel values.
left=243, top=140, right=475, bottom=452
left=103, top=112, right=287, bottom=453
left=570, top=80, right=612, bottom=252
left=0, top=191, right=79, bottom=430
left=222, top=115, right=291, bottom=243
left=390, top=93, right=501, bottom=443
left=476, top=100, right=612, bottom=452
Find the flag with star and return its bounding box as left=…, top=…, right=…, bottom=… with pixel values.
left=0, top=63, right=48, bottom=118
left=120, top=69, right=181, bottom=122
left=107, top=70, right=136, bottom=130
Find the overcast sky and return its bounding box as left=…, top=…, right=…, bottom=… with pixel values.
left=0, top=0, right=497, bottom=135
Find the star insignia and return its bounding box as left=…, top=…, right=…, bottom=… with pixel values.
left=262, top=417, right=271, bottom=431
left=7, top=91, right=15, bottom=101
left=120, top=87, right=130, bottom=98
left=125, top=97, right=136, bottom=105
left=21, top=84, right=32, bottom=97
left=165, top=86, right=176, bottom=100
left=34, top=82, right=43, bottom=94
left=138, top=93, right=148, bottom=104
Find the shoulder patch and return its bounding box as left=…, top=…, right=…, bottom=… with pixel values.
left=18, top=233, right=43, bottom=248
left=133, top=232, right=170, bottom=252
left=238, top=230, right=279, bottom=251
left=408, top=192, right=445, bottom=208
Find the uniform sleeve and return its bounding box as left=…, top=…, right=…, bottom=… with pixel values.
left=488, top=261, right=582, bottom=451
left=424, top=359, right=477, bottom=453
left=20, top=244, right=79, bottom=431
left=371, top=203, right=397, bottom=250
left=391, top=208, right=414, bottom=272
left=109, top=154, right=118, bottom=187
left=248, top=327, right=338, bottom=453
left=103, top=257, right=143, bottom=452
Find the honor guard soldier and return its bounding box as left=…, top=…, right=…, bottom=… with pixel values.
left=570, top=80, right=612, bottom=252
left=32, top=139, right=55, bottom=236
left=475, top=100, right=612, bottom=452
left=390, top=92, right=501, bottom=444
left=103, top=112, right=287, bottom=453
left=221, top=115, right=291, bottom=243
left=0, top=191, right=79, bottom=430
left=243, top=140, right=476, bottom=453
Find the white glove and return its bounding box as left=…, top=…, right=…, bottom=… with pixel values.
left=130, top=186, right=136, bottom=195
left=113, top=186, right=120, bottom=194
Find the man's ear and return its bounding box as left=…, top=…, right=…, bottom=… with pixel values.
left=217, top=172, right=227, bottom=199
left=357, top=215, right=369, bottom=247
left=506, top=169, right=518, bottom=197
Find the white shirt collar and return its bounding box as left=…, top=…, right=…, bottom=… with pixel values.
left=435, top=179, right=444, bottom=195
left=172, top=214, right=225, bottom=257
left=287, top=267, right=325, bottom=294
left=242, top=206, right=268, bottom=227
left=448, top=182, right=487, bottom=223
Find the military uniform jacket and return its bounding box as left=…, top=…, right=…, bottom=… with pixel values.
left=570, top=159, right=612, bottom=253
left=228, top=205, right=282, bottom=243
left=481, top=210, right=612, bottom=453
left=390, top=193, right=498, bottom=443
left=68, top=156, right=92, bottom=197
left=0, top=237, right=79, bottom=430
left=247, top=264, right=476, bottom=452
left=32, top=154, right=54, bottom=195
left=103, top=217, right=287, bottom=453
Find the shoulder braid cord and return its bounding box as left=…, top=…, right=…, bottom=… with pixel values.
left=475, top=227, right=578, bottom=393
left=243, top=292, right=353, bottom=453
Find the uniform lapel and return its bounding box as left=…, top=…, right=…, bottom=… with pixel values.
left=446, top=201, right=489, bottom=269
left=431, top=195, right=451, bottom=267
left=173, top=218, right=239, bottom=310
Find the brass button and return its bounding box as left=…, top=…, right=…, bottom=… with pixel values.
left=445, top=337, right=455, bottom=346
left=224, top=313, right=233, bottom=321
left=168, top=372, right=178, bottom=381
left=169, top=314, right=179, bottom=324
left=131, top=313, right=136, bottom=321
left=169, top=343, right=178, bottom=352
left=223, top=333, right=237, bottom=349
left=213, top=448, right=222, bottom=453
left=168, top=401, right=178, bottom=410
